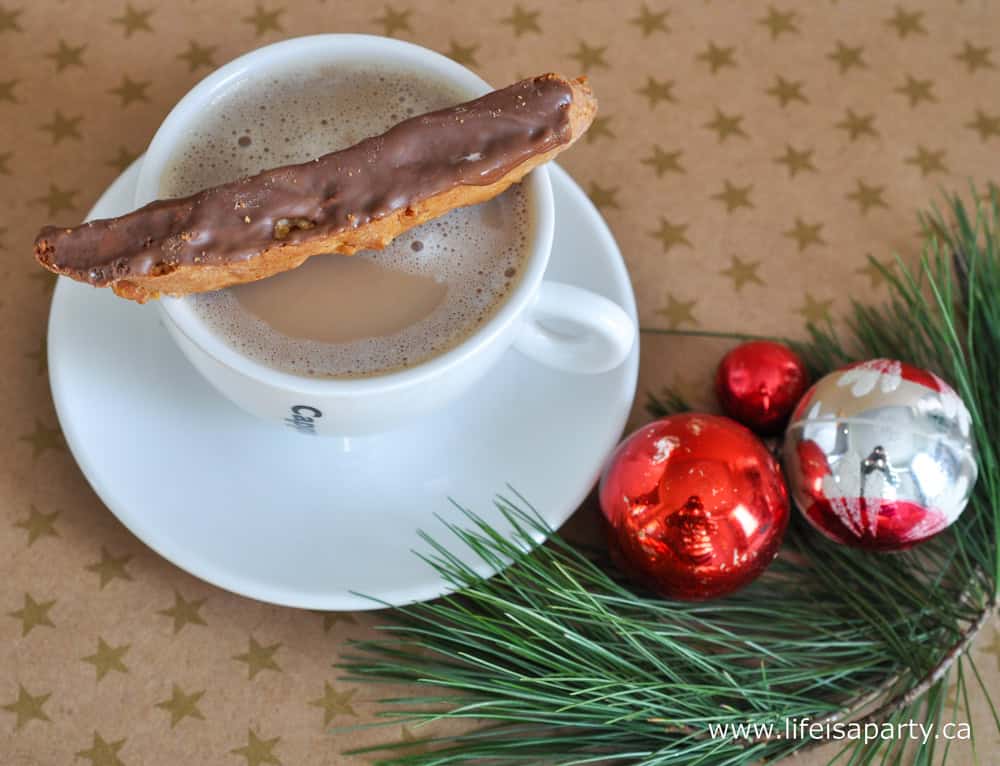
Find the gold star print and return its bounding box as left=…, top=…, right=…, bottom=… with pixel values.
left=636, top=77, right=674, bottom=108
left=14, top=505, right=59, bottom=546
left=373, top=5, right=411, bottom=37
left=0, top=151, right=10, bottom=174
left=233, top=636, right=282, bottom=679
left=8, top=593, right=56, bottom=636
left=84, top=547, right=134, bottom=589
left=2, top=685, right=51, bottom=730
left=570, top=41, right=608, bottom=73
left=109, top=76, right=150, bottom=107
left=586, top=115, right=614, bottom=143
left=827, top=41, right=865, bottom=74
left=649, top=216, right=691, bottom=254
left=983, top=626, right=1000, bottom=671
left=0, top=4, right=22, bottom=33
left=641, top=145, right=684, bottom=177
left=107, top=146, right=138, bottom=173
left=906, top=145, right=948, bottom=177
left=955, top=42, right=994, bottom=73
left=18, top=418, right=66, bottom=458
left=711, top=180, right=754, bottom=212
left=111, top=3, right=153, bottom=37
left=885, top=6, right=925, bottom=39
left=243, top=4, right=284, bottom=37
left=966, top=110, right=1000, bottom=141
left=446, top=40, right=478, bottom=68
left=30, top=271, right=58, bottom=294
left=784, top=218, right=826, bottom=252
left=797, top=293, right=834, bottom=324
left=155, top=684, right=205, bottom=728
left=157, top=590, right=207, bottom=634
left=895, top=75, right=936, bottom=107
left=630, top=3, right=669, bottom=37
left=696, top=42, right=736, bottom=74
left=0, top=78, right=17, bottom=103
left=856, top=256, right=894, bottom=288
left=588, top=182, right=620, bottom=210
left=774, top=144, right=816, bottom=177
left=178, top=40, right=216, bottom=71
left=40, top=110, right=83, bottom=144
left=76, top=732, right=126, bottom=766
left=309, top=681, right=358, bottom=725
left=657, top=294, right=698, bottom=329
left=399, top=726, right=431, bottom=755
left=319, top=611, right=357, bottom=633
left=231, top=728, right=281, bottom=766
left=836, top=109, right=877, bottom=141
left=704, top=108, right=747, bottom=142
left=720, top=256, right=763, bottom=291
left=766, top=75, right=807, bottom=107
left=501, top=5, right=540, bottom=37
left=847, top=179, right=888, bottom=215
left=82, top=637, right=130, bottom=681
left=46, top=39, right=86, bottom=72
left=758, top=6, right=798, bottom=40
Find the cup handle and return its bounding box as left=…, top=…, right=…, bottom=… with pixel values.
left=514, top=281, right=635, bottom=374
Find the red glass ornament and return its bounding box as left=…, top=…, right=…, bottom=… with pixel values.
left=715, top=341, right=809, bottom=435
left=599, top=414, right=790, bottom=601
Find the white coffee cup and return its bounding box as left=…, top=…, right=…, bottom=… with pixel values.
left=135, top=34, right=636, bottom=436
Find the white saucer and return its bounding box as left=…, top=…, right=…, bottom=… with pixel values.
left=48, top=162, right=639, bottom=610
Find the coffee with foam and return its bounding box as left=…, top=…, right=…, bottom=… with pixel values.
left=160, top=63, right=529, bottom=378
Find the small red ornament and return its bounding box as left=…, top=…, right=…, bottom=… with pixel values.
left=599, top=414, right=790, bottom=601
left=715, top=341, right=809, bottom=435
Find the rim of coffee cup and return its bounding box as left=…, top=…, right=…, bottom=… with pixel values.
left=137, top=34, right=555, bottom=395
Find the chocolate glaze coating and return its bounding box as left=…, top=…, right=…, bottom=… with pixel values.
left=34, top=74, right=573, bottom=287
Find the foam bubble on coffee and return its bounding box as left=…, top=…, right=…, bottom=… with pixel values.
left=160, top=63, right=530, bottom=378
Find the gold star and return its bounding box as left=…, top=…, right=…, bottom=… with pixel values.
left=641, top=145, right=684, bottom=177
left=501, top=4, right=541, bottom=37
left=0, top=78, right=17, bottom=103
left=8, top=593, right=56, bottom=636
left=0, top=4, right=22, bottom=33
left=835, top=109, right=877, bottom=141
left=847, top=179, right=888, bottom=215
left=231, top=728, right=281, bottom=766
left=983, top=626, right=1000, bottom=671
left=243, top=4, right=284, bottom=36
left=2, top=685, right=51, bottom=730
left=905, top=145, right=948, bottom=177
left=0, top=150, right=10, bottom=174
left=76, top=732, right=126, bottom=766
left=107, top=146, right=138, bottom=173
left=758, top=6, right=798, bottom=40
left=233, top=636, right=282, bottom=680
left=109, top=75, right=150, bottom=107
left=955, top=42, right=994, bottom=73
left=784, top=217, right=826, bottom=252
left=111, top=3, right=153, bottom=37
left=656, top=294, right=698, bottom=329
left=774, top=144, right=816, bottom=177
left=373, top=5, right=411, bottom=36
left=446, top=40, right=478, bottom=67
left=570, top=41, right=608, bottom=73
left=696, top=42, right=736, bottom=74
left=13, top=505, right=59, bottom=546
left=586, top=115, right=614, bottom=143
left=46, top=39, right=86, bottom=72
left=797, top=292, right=834, bottom=324
left=588, top=182, right=620, bottom=210
left=30, top=271, right=58, bottom=294
left=82, top=637, right=130, bottom=681
left=308, top=682, right=357, bottom=725
left=720, top=256, right=763, bottom=291
left=18, top=418, right=66, bottom=458
left=155, top=684, right=205, bottom=728
left=84, top=547, right=134, bottom=589
left=319, top=612, right=357, bottom=633
left=895, top=75, right=936, bottom=107
left=157, top=590, right=207, bottom=634
left=828, top=41, right=866, bottom=73
left=649, top=216, right=691, bottom=254
left=711, top=180, right=754, bottom=212
left=856, top=256, right=894, bottom=288
left=399, top=726, right=431, bottom=755
left=630, top=3, right=669, bottom=37
left=178, top=40, right=216, bottom=71
left=40, top=110, right=83, bottom=144
left=766, top=75, right=807, bottom=107
left=966, top=110, right=1000, bottom=141
left=636, top=76, right=674, bottom=108
left=704, top=108, right=747, bottom=142
left=885, top=6, right=925, bottom=38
